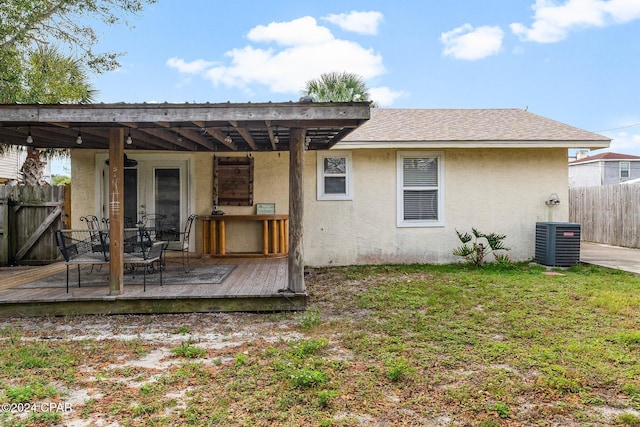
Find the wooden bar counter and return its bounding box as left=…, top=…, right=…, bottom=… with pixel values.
left=200, top=215, right=289, bottom=257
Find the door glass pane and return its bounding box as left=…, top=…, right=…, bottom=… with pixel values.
left=155, top=168, right=180, bottom=240
left=123, top=168, right=138, bottom=226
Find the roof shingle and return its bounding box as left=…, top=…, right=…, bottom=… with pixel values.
left=343, top=108, right=610, bottom=142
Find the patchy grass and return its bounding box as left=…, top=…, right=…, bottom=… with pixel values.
left=1, top=262, right=640, bottom=426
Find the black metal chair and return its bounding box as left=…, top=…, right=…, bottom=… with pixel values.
left=140, top=213, right=167, bottom=241
left=163, top=214, right=198, bottom=272
left=55, top=229, right=109, bottom=292
left=121, top=227, right=166, bottom=291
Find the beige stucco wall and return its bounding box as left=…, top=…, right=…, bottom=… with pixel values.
left=70, top=150, right=97, bottom=227
left=71, top=147, right=569, bottom=265
left=304, top=148, right=569, bottom=266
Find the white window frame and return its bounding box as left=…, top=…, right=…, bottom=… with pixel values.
left=620, top=161, right=630, bottom=179
left=397, top=151, right=444, bottom=227
left=317, top=151, right=353, bottom=201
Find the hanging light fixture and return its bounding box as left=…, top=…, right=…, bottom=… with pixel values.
left=224, top=125, right=232, bottom=145
left=126, top=129, right=133, bottom=145
left=26, top=127, right=33, bottom=144
left=274, top=126, right=280, bottom=144
left=76, top=129, right=83, bottom=145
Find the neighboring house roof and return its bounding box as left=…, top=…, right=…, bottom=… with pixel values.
left=339, top=108, right=610, bottom=149
left=569, top=151, right=640, bottom=165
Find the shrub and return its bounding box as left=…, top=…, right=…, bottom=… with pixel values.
left=453, top=228, right=510, bottom=267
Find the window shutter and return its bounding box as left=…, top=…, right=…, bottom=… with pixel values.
left=213, top=156, right=254, bottom=206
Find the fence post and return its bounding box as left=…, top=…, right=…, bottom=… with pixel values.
left=0, top=195, right=8, bottom=265
left=63, top=183, right=71, bottom=229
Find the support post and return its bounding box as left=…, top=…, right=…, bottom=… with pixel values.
left=288, top=128, right=306, bottom=293
left=108, top=128, right=125, bottom=295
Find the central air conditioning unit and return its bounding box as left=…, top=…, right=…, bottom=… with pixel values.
left=535, top=222, right=581, bottom=267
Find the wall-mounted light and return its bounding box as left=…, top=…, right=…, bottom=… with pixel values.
left=545, top=193, right=560, bottom=206
left=76, top=129, right=83, bottom=145
left=26, top=127, right=33, bottom=144
left=126, top=129, right=133, bottom=145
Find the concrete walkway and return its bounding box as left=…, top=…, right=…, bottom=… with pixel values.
left=581, top=241, right=640, bottom=275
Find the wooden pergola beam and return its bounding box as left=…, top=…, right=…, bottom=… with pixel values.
left=108, top=128, right=125, bottom=295
left=204, top=127, right=238, bottom=150
left=265, top=121, right=278, bottom=150
left=288, top=128, right=306, bottom=293
left=229, top=121, right=257, bottom=150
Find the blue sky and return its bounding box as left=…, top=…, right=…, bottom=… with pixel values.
left=86, top=0, right=640, bottom=156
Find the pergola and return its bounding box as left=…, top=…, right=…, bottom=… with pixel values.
left=0, top=101, right=371, bottom=295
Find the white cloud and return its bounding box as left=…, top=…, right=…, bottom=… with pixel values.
left=440, top=24, right=504, bottom=60
left=168, top=16, right=392, bottom=100
left=322, top=11, right=384, bottom=35
left=247, top=16, right=334, bottom=46
left=166, top=57, right=215, bottom=74
left=605, top=130, right=640, bottom=155
left=511, top=0, right=640, bottom=43
left=369, top=87, right=407, bottom=107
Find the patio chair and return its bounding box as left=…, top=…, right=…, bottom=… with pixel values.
left=101, top=216, right=136, bottom=229
left=80, top=215, right=106, bottom=273
left=163, top=214, right=198, bottom=272
left=55, top=229, right=109, bottom=293
left=122, top=227, right=166, bottom=291
left=140, top=213, right=167, bottom=241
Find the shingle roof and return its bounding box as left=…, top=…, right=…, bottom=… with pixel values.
left=343, top=108, right=610, bottom=143
left=570, top=151, right=640, bottom=164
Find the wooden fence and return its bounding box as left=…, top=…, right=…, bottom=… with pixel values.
left=0, top=184, right=69, bottom=266
left=569, top=184, right=640, bottom=248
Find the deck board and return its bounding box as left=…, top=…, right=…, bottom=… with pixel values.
left=0, top=256, right=306, bottom=317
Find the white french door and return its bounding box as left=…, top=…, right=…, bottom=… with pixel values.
left=99, top=157, right=188, bottom=233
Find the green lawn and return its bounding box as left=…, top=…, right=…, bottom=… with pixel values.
left=1, top=262, right=640, bottom=426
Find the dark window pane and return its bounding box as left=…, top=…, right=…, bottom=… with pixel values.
left=325, top=177, right=346, bottom=194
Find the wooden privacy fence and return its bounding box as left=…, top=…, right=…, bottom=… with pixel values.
left=569, top=184, right=640, bottom=248
left=0, top=184, right=69, bottom=266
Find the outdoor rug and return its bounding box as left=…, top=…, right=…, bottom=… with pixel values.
left=17, top=264, right=236, bottom=289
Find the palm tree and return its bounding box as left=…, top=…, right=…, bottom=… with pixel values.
left=302, top=71, right=376, bottom=106
left=0, top=46, right=96, bottom=184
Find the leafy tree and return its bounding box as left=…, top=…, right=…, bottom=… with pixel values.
left=0, top=0, right=155, bottom=182
left=302, top=71, right=376, bottom=106
left=0, top=0, right=157, bottom=74
left=51, top=175, right=71, bottom=186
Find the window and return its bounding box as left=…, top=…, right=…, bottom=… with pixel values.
left=213, top=156, right=254, bottom=206
left=397, top=151, right=444, bottom=227
left=620, top=161, right=630, bottom=179
left=317, top=151, right=353, bottom=200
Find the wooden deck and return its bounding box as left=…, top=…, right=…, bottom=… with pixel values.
left=0, top=256, right=307, bottom=317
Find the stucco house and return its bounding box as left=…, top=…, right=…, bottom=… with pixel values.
left=65, top=107, right=609, bottom=266
left=568, top=151, right=640, bottom=187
